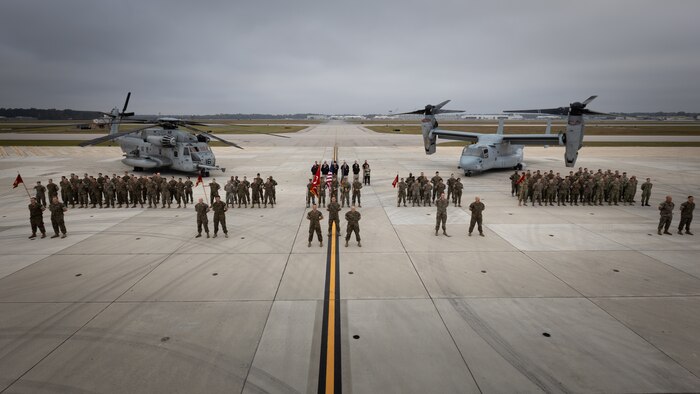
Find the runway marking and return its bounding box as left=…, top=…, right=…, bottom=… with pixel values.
left=317, top=221, right=341, bottom=393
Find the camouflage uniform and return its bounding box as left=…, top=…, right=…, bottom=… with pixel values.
left=397, top=180, right=407, bottom=207
left=307, top=209, right=324, bottom=246
left=435, top=197, right=448, bottom=235
left=351, top=180, right=362, bottom=207
left=469, top=201, right=485, bottom=236
left=658, top=200, right=674, bottom=234
left=28, top=201, right=46, bottom=237
left=678, top=200, right=694, bottom=234
left=641, top=180, right=653, bottom=206
left=345, top=210, right=361, bottom=246
left=453, top=180, right=463, bottom=207
left=195, top=202, right=210, bottom=237
left=212, top=200, right=228, bottom=237
left=327, top=201, right=341, bottom=236
left=340, top=180, right=351, bottom=207
left=49, top=200, right=67, bottom=237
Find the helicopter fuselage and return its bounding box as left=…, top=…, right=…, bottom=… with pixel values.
left=458, top=137, right=524, bottom=175
left=118, top=127, right=222, bottom=173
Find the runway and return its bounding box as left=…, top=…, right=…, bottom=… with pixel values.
left=1, top=123, right=699, bottom=393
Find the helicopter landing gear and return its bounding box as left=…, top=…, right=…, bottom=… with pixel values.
left=515, top=163, right=523, bottom=170
left=134, top=167, right=144, bottom=172
left=465, top=171, right=472, bottom=177
left=200, top=170, right=210, bottom=177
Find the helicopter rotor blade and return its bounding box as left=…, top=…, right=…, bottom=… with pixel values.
left=200, top=131, right=245, bottom=149
left=581, top=95, right=598, bottom=106
left=78, top=124, right=154, bottom=147
left=122, top=92, right=131, bottom=114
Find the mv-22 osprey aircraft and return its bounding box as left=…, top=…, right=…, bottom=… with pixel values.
left=398, top=96, right=609, bottom=175
left=79, top=92, right=288, bottom=176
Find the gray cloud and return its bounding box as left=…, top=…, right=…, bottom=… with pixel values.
left=1, top=0, right=699, bottom=114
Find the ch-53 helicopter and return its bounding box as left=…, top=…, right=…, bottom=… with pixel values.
left=77, top=92, right=289, bottom=176
left=397, top=96, right=609, bottom=175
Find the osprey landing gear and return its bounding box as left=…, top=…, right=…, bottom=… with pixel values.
left=200, top=169, right=210, bottom=177
left=515, top=163, right=523, bottom=170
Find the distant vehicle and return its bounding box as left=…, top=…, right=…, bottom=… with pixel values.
left=397, top=96, right=609, bottom=175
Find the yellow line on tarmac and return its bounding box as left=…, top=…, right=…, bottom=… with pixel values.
left=325, top=221, right=337, bottom=393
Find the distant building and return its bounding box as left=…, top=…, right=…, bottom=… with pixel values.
left=306, top=115, right=328, bottom=120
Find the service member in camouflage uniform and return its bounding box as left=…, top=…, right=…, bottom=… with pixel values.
left=435, top=193, right=450, bottom=237
left=104, top=176, right=116, bottom=208
left=60, top=176, right=72, bottom=208
left=411, top=180, right=422, bottom=207
left=238, top=180, right=249, bottom=208
left=345, top=205, right=361, bottom=247
left=211, top=196, right=229, bottom=238
left=306, top=179, right=316, bottom=208
left=195, top=198, right=211, bottom=238
left=307, top=204, right=324, bottom=247
left=185, top=177, right=194, bottom=204
left=397, top=178, right=407, bottom=207
left=447, top=174, right=457, bottom=201
left=422, top=181, right=433, bottom=207
left=47, top=179, right=59, bottom=203
left=351, top=179, right=363, bottom=207
left=251, top=179, right=262, bottom=208
left=453, top=178, right=463, bottom=207
left=468, top=196, right=485, bottom=237
left=641, top=178, right=653, bottom=206
left=431, top=172, right=443, bottom=202
left=264, top=179, right=275, bottom=208
left=678, top=196, right=694, bottom=235
left=34, top=181, right=47, bottom=207
left=28, top=197, right=47, bottom=239
left=176, top=178, right=187, bottom=208
left=327, top=197, right=341, bottom=236
left=49, top=196, right=67, bottom=238
left=208, top=179, right=220, bottom=206
left=657, top=196, right=674, bottom=235
left=340, top=178, right=351, bottom=208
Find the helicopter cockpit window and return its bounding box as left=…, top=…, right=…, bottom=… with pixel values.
left=183, top=147, right=190, bottom=155
left=174, top=149, right=178, bottom=158
left=482, top=148, right=489, bottom=159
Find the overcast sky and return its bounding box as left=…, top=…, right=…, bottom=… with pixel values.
left=1, top=0, right=698, bottom=115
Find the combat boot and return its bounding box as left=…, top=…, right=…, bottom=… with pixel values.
left=435, top=229, right=439, bottom=236
left=319, top=241, right=323, bottom=247
left=206, top=233, right=210, bottom=238
left=51, top=233, right=59, bottom=239
left=40, top=233, right=46, bottom=239
left=443, top=230, right=450, bottom=237
left=345, top=239, right=349, bottom=247
left=678, top=230, right=683, bottom=235
left=29, top=233, right=36, bottom=239
left=357, top=241, right=361, bottom=247
left=196, top=233, right=202, bottom=238
left=61, top=233, right=66, bottom=238
left=479, top=232, right=485, bottom=237
left=224, top=233, right=229, bottom=238
left=657, top=229, right=662, bottom=235
left=213, top=233, right=218, bottom=238
left=308, top=241, right=311, bottom=247
left=664, top=230, right=672, bottom=235
left=686, top=231, right=694, bottom=235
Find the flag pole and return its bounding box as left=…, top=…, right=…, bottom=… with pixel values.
left=19, top=173, right=32, bottom=199
left=202, top=181, right=208, bottom=204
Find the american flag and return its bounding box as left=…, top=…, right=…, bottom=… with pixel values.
left=326, top=170, right=333, bottom=188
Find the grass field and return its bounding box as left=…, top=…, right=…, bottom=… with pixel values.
left=437, top=141, right=700, bottom=148
left=0, top=121, right=308, bottom=134
left=366, top=124, right=700, bottom=136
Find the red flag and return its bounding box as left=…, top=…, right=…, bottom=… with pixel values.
left=195, top=174, right=203, bottom=187
left=392, top=174, right=399, bottom=188
left=12, top=173, right=23, bottom=189
left=516, top=174, right=526, bottom=185
left=310, top=163, right=321, bottom=197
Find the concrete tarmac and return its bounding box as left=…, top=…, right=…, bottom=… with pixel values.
left=1, top=123, right=699, bottom=393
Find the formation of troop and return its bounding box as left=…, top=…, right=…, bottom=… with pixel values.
left=31, top=172, right=197, bottom=209
left=395, top=171, right=464, bottom=208
left=211, top=173, right=278, bottom=209
left=509, top=168, right=654, bottom=207
left=306, top=160, right=370, bottom=208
